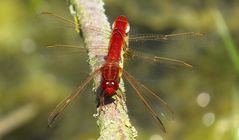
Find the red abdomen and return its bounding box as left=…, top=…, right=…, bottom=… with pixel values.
left=106, top=33, right=124, bottom=62
left=106, top=15, right=128, bottom=62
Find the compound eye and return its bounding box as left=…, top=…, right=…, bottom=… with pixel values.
left=111, top=82, right=115, bottom=85
left=106, top=81, right=110, bottom=85
left=125, top=23, right=130, bottom=34
left=112, top=21, right=115, bottom=29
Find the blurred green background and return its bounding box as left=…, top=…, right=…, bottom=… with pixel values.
left=0, top=0, right=238, bottom=140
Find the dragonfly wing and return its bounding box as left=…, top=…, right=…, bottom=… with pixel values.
left=48, top=68, right=100, bottom=127
left=129, top=32, right=204, bottom=42
left=46, top=44, right=109, bottom=58
left=123, top=70, right=174, bottom=133
left=41, top=12, right=111, bottom=36
left=127, top=48, right=192, bottom=68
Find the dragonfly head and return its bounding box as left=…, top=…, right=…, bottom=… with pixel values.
left=102, top=80, right=119, bottom=96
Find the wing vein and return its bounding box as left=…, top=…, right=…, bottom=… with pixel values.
left=123, top=70, right=166, bottom=133
left=48, top=68, right=100, bottom=127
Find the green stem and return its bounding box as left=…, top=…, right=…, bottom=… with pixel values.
left=212, top=10, right=239, bottom=76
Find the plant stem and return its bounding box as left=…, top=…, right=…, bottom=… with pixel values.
left=68, top=0, right=137, bottom=139
left=212, top=10, right=239, bottom=76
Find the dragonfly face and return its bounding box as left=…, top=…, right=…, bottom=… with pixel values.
left=101, top=80, right=119, bottom=95
left=101, top=64, right=120, bottom=96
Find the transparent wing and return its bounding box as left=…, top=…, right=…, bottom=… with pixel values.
left=123, top=70, right=174, bottom=133
left=46, top=44, right=109, bottom=58
left=48, top=69, right=100, bottom=127
left=46, top=44, right=87, bottom=51
left=41, top=12, right=75, bottom=26
left=125, top=48, right=192, bottom=68
left=129, top=32, right=204, bottom=42
left=46, top=44, right=108, bottom=51
left=41, top=12, right=111, bottom=36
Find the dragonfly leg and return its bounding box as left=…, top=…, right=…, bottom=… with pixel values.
left=94, top=96, right=105, bottom=117
left=113, top=95, right=118, bottom=109
left=114, top=89, right=125, bottom=109
left=99, top=91, right=107, bottom=113
left=94, top=89, right=105, bottom=117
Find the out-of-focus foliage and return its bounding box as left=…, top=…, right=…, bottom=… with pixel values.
left=0, top=0, right=238, bottom=140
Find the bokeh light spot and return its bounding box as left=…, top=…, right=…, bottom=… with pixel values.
left=197, top=92, right=210, bottom=107
left=150, top=134, right=163, bottom=140
left=21, top=38, right=36, bottom=54
left=202, top=112, right=215, bottom=127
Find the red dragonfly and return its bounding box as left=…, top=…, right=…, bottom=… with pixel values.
left=44, top=12, right=203, bottom=132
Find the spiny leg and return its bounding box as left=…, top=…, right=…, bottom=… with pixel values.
left=114, top=89, right=126, bottom=109
left=94, top=89, right=105, bottom=118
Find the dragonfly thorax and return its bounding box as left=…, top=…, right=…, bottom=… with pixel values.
left=101, top=63, right=120, bottom=96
